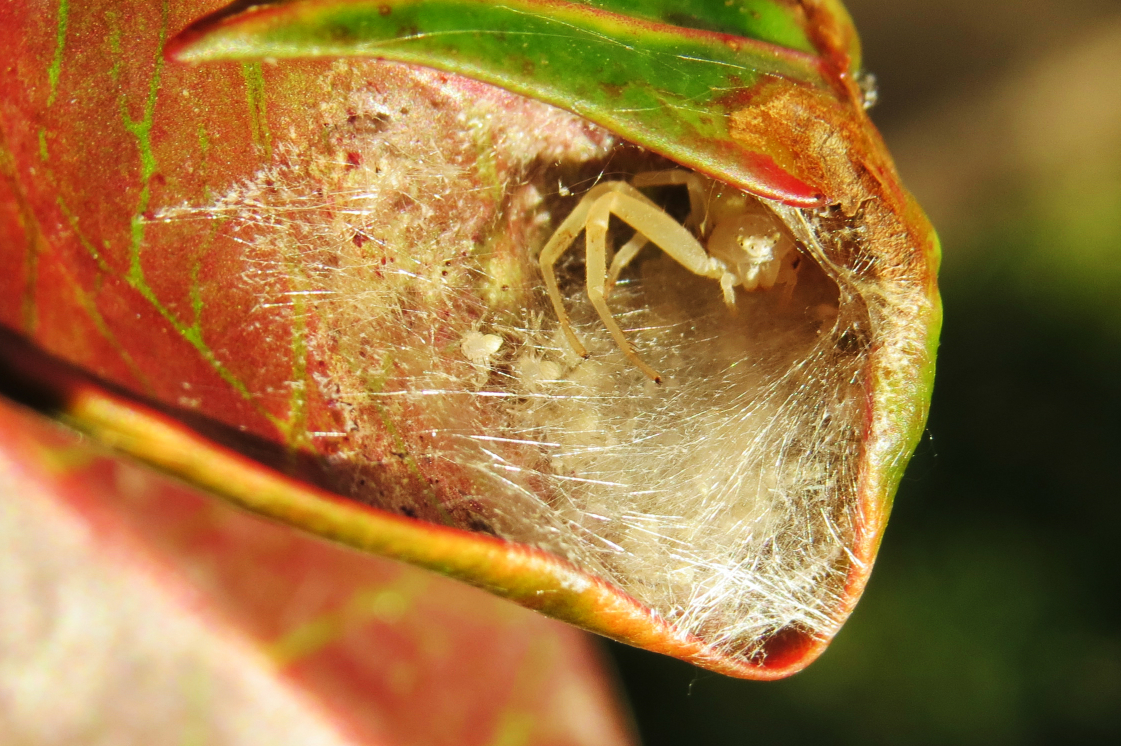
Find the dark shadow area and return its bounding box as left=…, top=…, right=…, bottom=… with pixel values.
left=0, top=324, right=349, bottom=493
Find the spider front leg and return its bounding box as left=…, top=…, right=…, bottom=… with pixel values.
left=586, top=190, right=729, bottom=383
left=538, top=184, right=612, bottom=360
left=584, top=194, right=662, bottom=382
left=605, top=170, right=710, bottom=294
left=631, top=169, right=709, bottom=231
left=539, top=182, right=664, bottom=362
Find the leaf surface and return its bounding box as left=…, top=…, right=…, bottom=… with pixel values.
left=169, top=0, right=853, bottom=205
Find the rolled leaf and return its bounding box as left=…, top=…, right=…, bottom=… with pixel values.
left=1, top=0, right=940, bottom=678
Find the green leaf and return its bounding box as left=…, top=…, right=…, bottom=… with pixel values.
left=570, top=0, right=861, bottom=71
left=583, top=0, right=817, bottom=50
left=168, top=0, right=852, bottom=205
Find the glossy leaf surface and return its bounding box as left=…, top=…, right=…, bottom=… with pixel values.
left=169, top=0, right=854, bottom=206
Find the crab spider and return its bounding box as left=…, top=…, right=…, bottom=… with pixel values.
left=538, top=169, right=799, bottom=382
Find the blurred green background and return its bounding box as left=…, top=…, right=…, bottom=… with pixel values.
left=606, top=0, right=1121, bottom=743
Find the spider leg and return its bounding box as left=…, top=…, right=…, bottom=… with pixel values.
left=585, top=194, right=663, bottom=382
left=540, top=182, right=664, bottom=358
left=603, top=181, right=684, bottom=295
left=604, top=191, right=725, bottom=279
left=605, top=232, right=649, bottom=297
left=587, top=190, right=726, bottom=383
left=539, top=183, right=617, bottom=358
left=631, top=169, right=709, bottom=232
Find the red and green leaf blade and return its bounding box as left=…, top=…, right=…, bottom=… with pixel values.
left=168, top=0, right=843, bottom=205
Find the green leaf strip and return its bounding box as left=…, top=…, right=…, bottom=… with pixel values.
left=167, top=0, right=839, bottom=206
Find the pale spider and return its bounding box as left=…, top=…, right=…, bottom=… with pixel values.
left=539, top=169, right=799, bottom=382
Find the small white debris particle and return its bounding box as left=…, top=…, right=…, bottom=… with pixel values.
left=461, top=331, right=503, bottom=367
